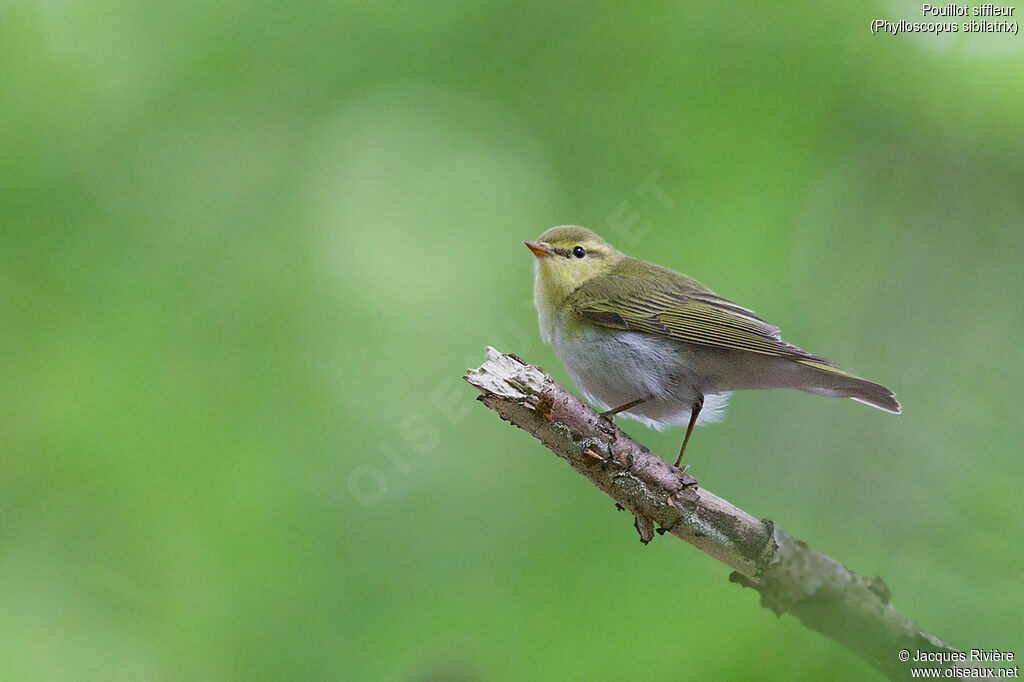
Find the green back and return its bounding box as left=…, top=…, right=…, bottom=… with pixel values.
left=568, top=258, right=829, bottom=362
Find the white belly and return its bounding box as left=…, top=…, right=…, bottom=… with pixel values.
left=546, top=319, right=729, bottom=429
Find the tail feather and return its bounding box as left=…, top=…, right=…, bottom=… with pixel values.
left=795, top=359, right=901, bottom=414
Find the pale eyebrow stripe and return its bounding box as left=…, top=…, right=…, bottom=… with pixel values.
left=552, top=246, right=604, bottom=258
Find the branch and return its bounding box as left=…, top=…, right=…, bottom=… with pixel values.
left=464, top=347, right=964, bottom=681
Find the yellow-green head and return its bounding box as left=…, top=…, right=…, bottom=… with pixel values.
left=525, top=226, right=626, bottom=308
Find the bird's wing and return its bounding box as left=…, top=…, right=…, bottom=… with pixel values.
left=567, top=266, right=830, bottom=363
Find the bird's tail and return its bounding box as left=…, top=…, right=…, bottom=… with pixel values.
left=794, top=359, right=901, bottom=414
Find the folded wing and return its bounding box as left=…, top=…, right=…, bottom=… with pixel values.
left=568, top=265, right=835, bottom=366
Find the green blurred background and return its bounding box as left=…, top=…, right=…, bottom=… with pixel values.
left=2, top=1, right=1023, bottom=680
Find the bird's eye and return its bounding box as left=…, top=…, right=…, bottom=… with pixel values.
left=572, top=246, right=586, bottom=258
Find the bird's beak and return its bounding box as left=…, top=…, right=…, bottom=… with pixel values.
left=524, top=241, right=555, bottom=258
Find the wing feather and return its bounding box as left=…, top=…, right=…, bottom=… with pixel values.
left=568, top=263, right=830, bottom=363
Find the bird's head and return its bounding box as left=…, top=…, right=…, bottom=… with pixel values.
left=525, top=225, right=626, bottom=304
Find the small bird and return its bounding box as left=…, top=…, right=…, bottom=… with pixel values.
left=526, top=225, right=900, bottom=467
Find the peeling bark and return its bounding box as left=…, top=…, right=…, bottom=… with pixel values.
left=464, top=347, right=967, bottom=681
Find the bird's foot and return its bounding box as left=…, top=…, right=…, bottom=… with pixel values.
left=600, top=397, right=648, bottom=423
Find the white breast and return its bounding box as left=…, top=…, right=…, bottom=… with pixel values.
left=541, top=310, right=729, bottom=429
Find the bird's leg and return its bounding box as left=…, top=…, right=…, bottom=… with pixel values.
left=674, top=396, right=704, bottom=468
left=600, top=397, right=648, bottom=422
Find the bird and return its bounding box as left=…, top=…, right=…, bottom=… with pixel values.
left=525, top=225, right=900, bottom=467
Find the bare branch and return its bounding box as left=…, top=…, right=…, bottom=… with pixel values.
left=464, top=348, right=965, bottom=681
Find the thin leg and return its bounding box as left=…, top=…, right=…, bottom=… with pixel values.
left=673, top=396, right=704, bottom=468
left=600, top=396, right=648, bottom=419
